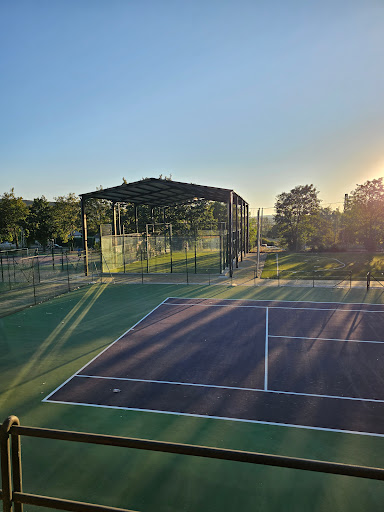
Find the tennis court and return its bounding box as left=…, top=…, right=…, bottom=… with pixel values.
left=44, top=297, right=384, bottom=437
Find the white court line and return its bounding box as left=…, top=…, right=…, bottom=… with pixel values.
left=164, top=296, right=384, bottom=307
left=43, top=399, right=384, bottom=438
left=42, top=297, right=171, bottom=402
left=72, top=374, right=384, bottom=403
left=264, top=308, right=269, bottom=390
left=269, top=335, right=384, bottom=344
left=163, top=302, right=384, bottom=314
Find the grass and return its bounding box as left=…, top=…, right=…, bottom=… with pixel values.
left=2, top=283, right=384, bottom=511
left=262, top=252, right=384, bottom=281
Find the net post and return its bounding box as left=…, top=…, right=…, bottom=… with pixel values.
left=367, top=272, right=371, bottom=290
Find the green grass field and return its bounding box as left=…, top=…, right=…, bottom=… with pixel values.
left=262, top=252, right=384, bottom=281
left=2, top=283, right=384, bottom=511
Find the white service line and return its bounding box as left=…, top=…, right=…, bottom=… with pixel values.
left=264, top=308, right=269, bottom=390
left=43, top=399, right=384, bottom=438
left=42, top=297, right=171, bottom=402
left=74, top=374, right=384, bottom=403
left=165, top=296, right=384, bottom=307
left=163, top=302, right=384, bottom=313
left=269, top=335, right=384, bottom=344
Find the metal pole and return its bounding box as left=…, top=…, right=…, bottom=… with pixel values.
left=240, top=200, right=243, bottom=262
left=235, top=195, right=239, bottom=268
left=81, top=197, right=89, bottom=276
left=246, top=204, right=249, bottom=253
left=367, top=272, right=371, bottom=290
left=228, top=192, right=233, bottom=277
left=146, top=225, right=149, bottom=273
left=256, top=209, right=260, bottom=277
left=66, top=254, right=70, bottom=292
left=185, top=246, right=189, bottom=284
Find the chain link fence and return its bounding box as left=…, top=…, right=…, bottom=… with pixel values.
left=0, top=249, right=102, bottom=317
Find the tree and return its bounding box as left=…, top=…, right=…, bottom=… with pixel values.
left=344, top=178, right=384, bottom=251
left=274, top=184, right=321, bottom=251
left=52, top=193, right=80, bottom=248
left=85, top=187, right=112, bottom=235
left=306, top=207, right=338, bottom=251
left=25, top=196, right=54, bottom=249
left=0, top=189, right=29, bottom=247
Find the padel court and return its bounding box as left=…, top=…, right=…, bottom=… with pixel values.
left=44, top=297, right=384, bottom=436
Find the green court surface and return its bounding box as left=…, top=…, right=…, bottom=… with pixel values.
left=262, top=251, right=384, bottom=280
left=2, top=283, right=384, bottom=511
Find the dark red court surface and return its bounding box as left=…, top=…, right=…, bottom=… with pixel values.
left=44, top=297, right=384, bottom=436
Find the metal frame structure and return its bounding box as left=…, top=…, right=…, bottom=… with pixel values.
left=80, top=178, right=249, bottom=277
left=2, top=415, right=384, bottom=512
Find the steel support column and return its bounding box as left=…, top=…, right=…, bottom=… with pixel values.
left=240, top=201, right=243, bottom=262
left=228, top=192, right=233, bottom=277
left=235, top=195, right=239, bottom=268
left=112, top=203, right=117, bottom=236
left=246, top=204, right=249, bottom=253
left=80, top=197, right=89, bottom=276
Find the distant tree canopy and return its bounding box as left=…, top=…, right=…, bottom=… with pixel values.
left=0, top=189, right=28, bottom=248
left=343, top=178, right=384, bottom=251
left=274, top=184, right=321, bottom=251
left=0, top=188, right=228, bottom=247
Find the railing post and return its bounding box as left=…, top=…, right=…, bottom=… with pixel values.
left=1, top=415, right=22, bottom=512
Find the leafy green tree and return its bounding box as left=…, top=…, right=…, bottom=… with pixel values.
left=274, top=184, right=321, bottom=251
left=25, top=196, right=54, bottom=249
left=344, top=178, right=384, bottom=251
left=0, top=189, right=29, bottom=247
left=306, top=207, right=338, bottom=251
left=52, top=193, right=80, bottom=248
left=85, top=187, right=112, bottom=235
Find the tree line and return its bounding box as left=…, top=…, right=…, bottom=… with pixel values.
left=271, top=178, right=384, bottom=252
left=0, top=188, right=227, bottom=250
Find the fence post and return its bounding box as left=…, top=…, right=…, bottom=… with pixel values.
left=52, top=248, right=55, bottom=269
left=367, top=272, right=371, bottom=290
left=36, top=256, right=41, bottom=283
left=31, top=259, right=37, bottom=305
left=140, top=250, right=144, bottom=284
left=66, top=254, right=70, bottom=292
left=349, top=271, right=352, bottom=289
left=185, top=247, right=189, bottom=284
left=0, top=253, right=3, bottom=282
left=0, top=415, right=22, bottom=512
left=312, top=271, right=315, bottom=288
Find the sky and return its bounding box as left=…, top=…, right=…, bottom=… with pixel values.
left=1, top=0, right=384, bottom=213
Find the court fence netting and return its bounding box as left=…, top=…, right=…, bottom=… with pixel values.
left=0, top=249, right=102, bottom=318
left=1, top=415, right=384, bottom=512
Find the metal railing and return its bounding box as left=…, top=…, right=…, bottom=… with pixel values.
left=1, top=415, right=384, bottom=512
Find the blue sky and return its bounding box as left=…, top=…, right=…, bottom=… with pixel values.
left=1, top=0, right=384, bottom=212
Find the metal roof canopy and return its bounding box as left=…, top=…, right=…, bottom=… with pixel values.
left=80, top=178, right=249, bottom=278
left=81, top=178, right=246, bottom=206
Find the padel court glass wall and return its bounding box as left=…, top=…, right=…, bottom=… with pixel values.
left=101, top=231, right=227, bottom=275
